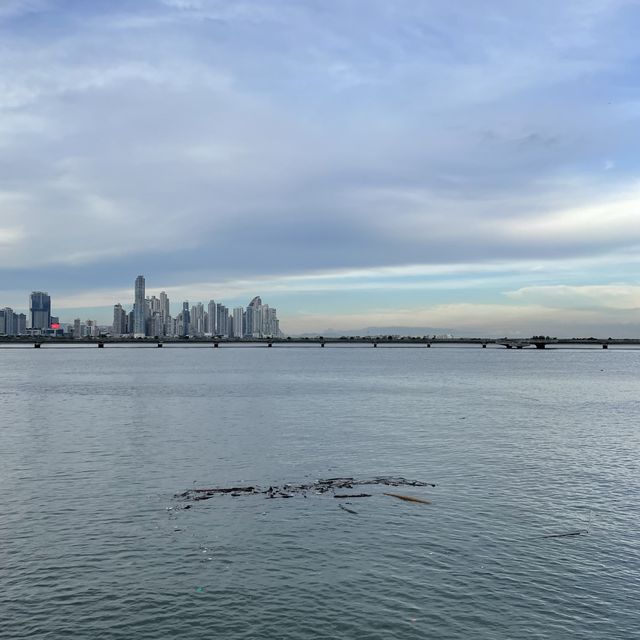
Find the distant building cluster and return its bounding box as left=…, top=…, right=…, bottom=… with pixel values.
left=0, top=290, right=103, bottom=337
left=0, top=277, right=283, bottom=339
left=1, top=291, right=63, bottom=337
left=113, top=275, right=283, bottom=338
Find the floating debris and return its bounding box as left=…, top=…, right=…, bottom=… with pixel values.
left=339, top=503, right=358, bottom=515
left=541, top=529, right=588, bottom=539
left=176, top=476, right=434, bottom=503
left=383, top=493, right=432, bottom=504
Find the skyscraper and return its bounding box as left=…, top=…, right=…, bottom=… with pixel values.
left=29, top=291, right=51, bottom=330
left=207, top=300, right=216, bottom=335
left=246, top=296, right=262, bottom=337
left=244, top=296, right=282, bottom=337
left=15, top=313, right=26, bottom=335
left=0, top=307, right=15, bottom=335
left=150, top=312, right=163, bottom=337
left=216, top=303, right=228, bottom=336
left=233, top=307, right=244, bottom=338
left=112, top=304, right=127, bottom=336
left=148, top=295, right=160, bottom=315
left=191, top=302, right=205, bottom=336
left=160, top=291, right=170, bottom=328
left=181, top=301, right=190, bottom=337
left=133, top=275, right=146, bottom=338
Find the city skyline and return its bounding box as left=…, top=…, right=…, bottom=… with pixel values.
left=110, top=276, right=283, bottom=338
left=3, top=265, right=640, bottom=337
left=0, top=277, right=283, bottom=339
left=2, top=2, right=640, bottom=336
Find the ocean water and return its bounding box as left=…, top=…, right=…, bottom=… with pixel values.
left=1, top=345, right=639, bottom=639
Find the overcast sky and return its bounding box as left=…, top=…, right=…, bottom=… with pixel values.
left=2, top=0, right=640, bottom=335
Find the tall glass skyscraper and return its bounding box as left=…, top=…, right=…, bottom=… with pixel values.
left=181, top=301, right=190, bottom=337
left=133, top=275, right=146, bottom=338
left=29, top=291, right=51, bottom=330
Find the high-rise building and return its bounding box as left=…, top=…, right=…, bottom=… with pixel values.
left=14, top=313, right=27, bottom=336
left=112, top=304, right=127, bottom=336
left=15, top=313, right=26, bottom=335
left=29, top=291, right=51, bottom=330
left=266, top=306, right=277, bottom=336
left=0, top=307, right=15, bottom=335
left=150, top=312, right=164, bottom=337
left=181, top=302, right=190, bottom=337
left=144, top=299, right=151, bottom=334
left=190, top=302, right=205, bottom=336
left=85, top=319, right=99, bottom=338
left=73, top=318, right=81, bottom=338
left=207, top=300, right=216, bottom=335
left=244, top=296, right=282, bottom=337
left=148, top=296, right=160, bottom=314
left=232, top=307, right=244, bottom=338
left=160, top=291, right=170, bottom=331
left=216, top=303, right=229, bottom=337
left=246, top=296, right=262, bottom=337
left=133, top=275, right=146, bottom=338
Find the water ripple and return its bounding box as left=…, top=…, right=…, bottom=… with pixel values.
left=1, top=348, right=639, bottom=638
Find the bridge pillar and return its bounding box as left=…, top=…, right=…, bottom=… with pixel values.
left=268, top=342, right=272, bottom=347
left=602, top=343, right=608, bottom=349
left=321, top=342, right=325, bottom=347
left=426, top=343, right=431, bottom=348
left=34, top=342, right=41, bottom=348
left=482, top=343, right=487, bottom=348
left=516, top=345, right=523, bottom=349
left=505, top=344, right=512, bottom=349
left=157, top=342, right=163, bottom=348
left=213, top=342, right=219, bottom=348
left=373, top=343, right=377, bottom=348
left=98, top=342, right=104, bottom=348
left=535, top=343, right=546, bottom=349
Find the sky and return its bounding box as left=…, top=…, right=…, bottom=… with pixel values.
left=1, top=0, right=640, bottom=336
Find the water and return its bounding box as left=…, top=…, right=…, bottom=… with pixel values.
left=1, top=345, right=639, bottom=639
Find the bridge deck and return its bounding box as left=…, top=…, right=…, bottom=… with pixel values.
left=2, top=337, right=639, bottom=348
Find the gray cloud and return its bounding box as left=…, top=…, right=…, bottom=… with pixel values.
left=1, top=0, right=640, bottom=318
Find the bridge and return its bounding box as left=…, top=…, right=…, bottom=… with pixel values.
left=1, top=336, right=639, bottom=349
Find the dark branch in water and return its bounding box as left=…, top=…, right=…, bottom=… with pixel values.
left=541, top=530, right=589, bottom=539
left=384, top=493, right=431, bottom=504
left=339, top=503, right=358, bottom=515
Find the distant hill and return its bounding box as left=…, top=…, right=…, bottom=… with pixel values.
left=295, top=326, right=457, bottom=338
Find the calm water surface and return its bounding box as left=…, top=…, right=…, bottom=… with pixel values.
left=1, top=346, right=639, bottom=639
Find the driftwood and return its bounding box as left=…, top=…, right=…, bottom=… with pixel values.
left=383, top=493, right=432, bottom=504
left=541, top=530, right=588, bottom=539
left=176, top=476, right=434, bottom=503
left=339, top=503, right=358, bottom=515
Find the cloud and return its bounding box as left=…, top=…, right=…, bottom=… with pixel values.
left=500, top=186, right=640, bottom=243
left=0, top=0, right=48, bottom=21
left=2, top=0, right=640, bottom=333
left=505, top=284, right=640, bottom=310
left=0, top=226, right=24, bottom=245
